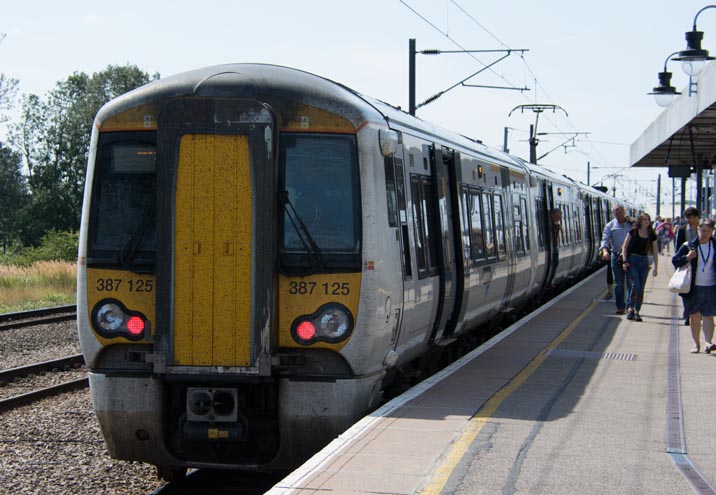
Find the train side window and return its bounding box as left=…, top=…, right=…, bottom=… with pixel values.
left=395, top=160, right=412, bottom=280
left=482, top=192, right=496, bottom=260
left=460, top=187, right=472, bottom=265
left=512, top=196, right=525, bottom=256
left=469, top=188, right=485, bottom=262
left=521, top=197, right=530, bottom=252
left=559, top=204, right=568, bottom=245
left=383, top=157, right=398, bottom=228
left=494, top=194, right=506, bottom=258
left=410, top=175, right=427, bottom=278
left=575, top=205, right=583, bottom=243
left=535, top=199, right=545, bottom=251
left=512, top=202, right=522, bottom=255
left=421, top=177, right=439, bottom=275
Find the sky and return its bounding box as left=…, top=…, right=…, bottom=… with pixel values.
left=0, top=0, right=709, bottom=214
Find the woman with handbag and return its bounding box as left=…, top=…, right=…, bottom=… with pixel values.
left=672, top=218, right=716, bottom=353
left=621, top=213, right=658, bottom=322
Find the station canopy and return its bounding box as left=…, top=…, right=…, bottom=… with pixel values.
left=630, top=60, right=716, bottom=171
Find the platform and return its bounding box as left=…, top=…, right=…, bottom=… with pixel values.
left=267, top=254, right=716, bottom=495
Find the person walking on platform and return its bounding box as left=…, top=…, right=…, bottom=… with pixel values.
left=600, top=205, right=633, bottom=314
left=656, top=218, right=674, bottom=254
left=675, top=207, right=701, bottom=325
left=675, top=207, right=700, bottom=246
left=672, top=218, right=716, bottom=353
left=621, top=213, right=658, bottom=321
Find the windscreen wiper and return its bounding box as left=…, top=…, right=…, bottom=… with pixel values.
left=120, top=202, right=156, bottom=272
left=281, top=191, right=326, bottom=271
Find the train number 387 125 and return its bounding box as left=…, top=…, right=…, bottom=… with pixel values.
left=288, top=281, right=350, bottom=296
left=96, top=278, right=154, bottom=293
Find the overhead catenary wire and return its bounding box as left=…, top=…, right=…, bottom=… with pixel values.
left=400, top=0, right=642, bottom=189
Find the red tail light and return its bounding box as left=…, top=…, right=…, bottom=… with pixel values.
left=296, top=321, right=316, bottom=341
left=126, top=316, right=145, bottom=335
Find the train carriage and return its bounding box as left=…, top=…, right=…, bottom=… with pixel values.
left=77, top=63, right=639, bottom=479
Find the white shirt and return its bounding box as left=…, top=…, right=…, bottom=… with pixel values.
left=696, top=240, right=716, bottom=286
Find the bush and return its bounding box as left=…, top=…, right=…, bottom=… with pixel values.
left=0, top=230, right=78, bottom=266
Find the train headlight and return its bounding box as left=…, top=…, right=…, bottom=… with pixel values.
left=91, top=299, right=148, bottom=341
left=290, top=303, right=354, bottom=345
left=96, top=303, right=123, bottom=331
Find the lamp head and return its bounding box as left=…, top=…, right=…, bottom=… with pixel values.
left=674, top=29, right=715, bottom=76
left=647, top=71, right=681, bottom=107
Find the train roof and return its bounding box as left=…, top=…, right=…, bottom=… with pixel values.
left=96, top=63, right=638, bottom=209
left=95, top=63, right=385, bottom=128
left=362, top=95, right=527, bottom=170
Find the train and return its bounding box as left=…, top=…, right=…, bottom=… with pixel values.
left=76, top=63, right=640, bottom=480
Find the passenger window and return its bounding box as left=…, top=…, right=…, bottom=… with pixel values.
left=460, top=187, right=472, bottom=265
left=384, top=157, right=398, bottom=228
left=521, top=197, right=530, bottom=252
left=535, top=199, right=545, bottom=251
left=512, top=199, right=525, bottom=255
left=395, top=160, right=412, bottom=280
left=421, top=177, right=439, bottom=274
left=482, top=192, right=496, bottom=260
left=494, top=194, right=506, bottom=258
left=410, top=176, right=427, bottom=278
left=470, top=189, right=485, bottom=262
left=559, top=204, right=568, bottom=245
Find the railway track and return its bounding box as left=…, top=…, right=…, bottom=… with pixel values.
left=0, top=304, right=77, bottom=331
left=0, top=354, right=88, bottom=413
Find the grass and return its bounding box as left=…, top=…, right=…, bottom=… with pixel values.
left=0, top=261, right=76, bottom=314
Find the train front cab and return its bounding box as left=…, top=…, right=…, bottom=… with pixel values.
left=79, top=82, right=385, bottom=475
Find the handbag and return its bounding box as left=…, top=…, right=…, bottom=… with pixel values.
left=668, top=265, right=692, bottom=294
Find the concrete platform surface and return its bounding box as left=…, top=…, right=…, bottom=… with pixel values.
left=268, top=254, right=716, bottom=495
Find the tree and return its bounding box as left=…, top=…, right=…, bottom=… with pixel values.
left=0, top=34, right=19, bottom=124
left=11, top=64, right=157, bottom=245
left=0, top=144, right=28, bottom=248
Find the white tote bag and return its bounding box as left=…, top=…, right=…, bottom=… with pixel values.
left=668, top=265, right=692, bottom=294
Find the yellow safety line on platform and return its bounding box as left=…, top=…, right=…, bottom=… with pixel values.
left=420, top=295, right=602, bottom=495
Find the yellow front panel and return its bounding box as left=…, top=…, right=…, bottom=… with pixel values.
left=173, top=134, right=252, bottom=367
left=86, top=268, right=156, bottom=345
left=278, top=273, right=361, bottom=349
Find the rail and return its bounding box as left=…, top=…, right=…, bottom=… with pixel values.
left=0, top=304, right=77, bottom=331
left=0, top=354, right=88, bottom=413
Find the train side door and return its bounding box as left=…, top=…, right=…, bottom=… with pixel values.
left=430, top=146, right=464, bottom=341
left=383, top=153, right=411, bottom=353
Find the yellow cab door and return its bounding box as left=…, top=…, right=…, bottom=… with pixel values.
left=156, top=98, right=275, bottom=374
left=173, top=133, right=252, bottom=367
